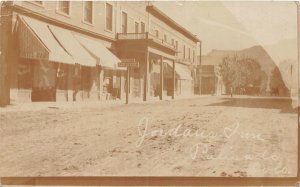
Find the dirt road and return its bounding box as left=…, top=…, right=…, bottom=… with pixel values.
left=0, top=96, right=297, bottom=177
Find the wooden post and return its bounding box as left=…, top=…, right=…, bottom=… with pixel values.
left=160, top=56, right=164, bottom=100
left=143, top=51, right=149, bottom=101
left=198, top=41, right=202, bottom=95
left=99, top=67, right=104, bottom=100
left=172, top=60, right=175, bottom=99
left=126, top=67, right=130, bottom=104
left=119, top=71, right=123, bottom=100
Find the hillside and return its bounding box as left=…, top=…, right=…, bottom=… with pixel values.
left=201, top=45, right=290, bottom=95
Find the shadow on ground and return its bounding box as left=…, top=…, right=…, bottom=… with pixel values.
left=206, top=97, right=298, bottom=114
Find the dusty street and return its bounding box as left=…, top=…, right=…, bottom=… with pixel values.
left=0, top=96, right=298, bottom=177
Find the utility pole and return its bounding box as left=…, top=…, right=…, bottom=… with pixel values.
left=198, top=41, right=202, bottom=95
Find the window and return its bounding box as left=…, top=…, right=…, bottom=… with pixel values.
left=175, top=41, right=178, bottom=50
left=164, top=34, right=167, bottom=42
left=155, top=30, right=159, bottom=38
left=171, top=39, right=174, bottom=46
left=57, top=1, right=70, bottom=15
left=83, top=1, right=93, bottom=24
left=34, top=1, right=43, bottom=4
left=106, top=3, right=113, bottom=31
left=121, top=12, right=127, bottom=33
left=183, top=45, right=186, bottom=59
left=193, top=50, right=195, bottom=62
left=188, top=48, right=191, bottom=59
left=141, top=22, right=145, bottom=33
left=135, top=22, right=139, bottom=33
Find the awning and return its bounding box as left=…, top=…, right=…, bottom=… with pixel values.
left=165, top=60, right=193, bottom=80
left=48, top=25, right=97, bottom=67
left=74, top=34, right=124, bottom=70
left=17, top=16, right=75, bottom=65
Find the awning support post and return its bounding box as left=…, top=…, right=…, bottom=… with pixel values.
left=172, top=60, right=175, bottom=99
left=126, top=67, right=130, bottom=104
left=160, top=56, right=164, bottom=100
left=99, top=66, right=104, bottom=100
left=143, top=51, right=149, bottom=101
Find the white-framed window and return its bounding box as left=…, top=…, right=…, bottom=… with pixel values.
left=34, top=1, right=43, bottom=5
left=57, top=1, right=70, bottom=15
left=141, top=22, right=145, bottom=33
left=83, top=1, right=93, bottom=24
left=28, top=1, right=44, bottom=7
left=193, top=50, right=195, bottom=62
left=105, top=3, right=113, bottom=31
left=135, top=22, right=139, bottom=33
left=121, top=11, right=127, bottom=33
left=155, top=30, right=159, bottom=38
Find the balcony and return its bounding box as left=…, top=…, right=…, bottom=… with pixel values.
left=116, top=32, right=177, bottom=52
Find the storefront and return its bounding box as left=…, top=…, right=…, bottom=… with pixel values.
left=15, top=15, right=124, bottom=102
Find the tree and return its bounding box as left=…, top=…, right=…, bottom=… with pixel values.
left=269, top=66, right=289, bottom=96
left=219, top=55, right=267, bottom=95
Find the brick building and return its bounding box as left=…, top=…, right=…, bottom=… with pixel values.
left=0, top=1, right=200, bottom=104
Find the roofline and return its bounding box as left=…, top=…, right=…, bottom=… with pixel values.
left=146, top=5, right=201, bottom=43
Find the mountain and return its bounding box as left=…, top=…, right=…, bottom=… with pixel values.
left=264, top=38, right=297, bottom=64
left=201, top=45, right=290, bottom=95
left=202, top=45, right=277, bottom=78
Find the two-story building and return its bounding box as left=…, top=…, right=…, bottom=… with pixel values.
left=0, top=1, right=200, bottom=104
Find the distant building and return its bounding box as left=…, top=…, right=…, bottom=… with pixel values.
left=199, top=65, right=224, bottom=95
left=0, top=1, right=200, bottom=104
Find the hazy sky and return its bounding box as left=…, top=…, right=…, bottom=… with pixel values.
left=154, top=1, right=298, bottom=59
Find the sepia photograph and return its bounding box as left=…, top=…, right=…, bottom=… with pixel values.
left=0, top=0, right=299, bottom=182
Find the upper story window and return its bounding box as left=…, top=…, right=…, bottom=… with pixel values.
left=106, top=3, right=113, bottom=31
left=183, top=45, right=186, bottom=59
left=121, top=12, right=127, bottom=33
left=57, top=1, right=70, bottom=15
left=155, top=30, right=159, bottom=38
left=175, top=41, right=178, bottom=50
left=135, top=22, right=139, bottom=33
left=188, top=48, right=191, bottom=59
left=193, top=50, right=195, bottom=63
left=141, top=22, right=145, bottom=33
left=164, top=34, right=167, bottom=42
left=171, top=39, right=174, bottom=46
left=83, top=1, right=93, bottom=24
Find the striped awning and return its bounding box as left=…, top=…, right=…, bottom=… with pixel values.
left=74, top=34, right=124, bottom=70
left=48, top=25, right=97, bottom=67
left=164, top=60, right=193, bottom=80
left=17, top=16, right=75, bottom=65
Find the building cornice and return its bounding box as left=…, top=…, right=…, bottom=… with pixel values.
left=146, top=5, right=200, bottom=43
left=11, top=5, right=116, bottom=43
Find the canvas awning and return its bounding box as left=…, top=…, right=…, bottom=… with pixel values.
left=17, top=16, right=75, bottom=65
left=165, top=60, right=193, bottom=80
left=48, top=25, right=97, bottom=67
left=74, top=34, right=124, bottom=70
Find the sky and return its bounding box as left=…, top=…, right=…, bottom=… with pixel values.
left=154, top=1, right=298, bottom=61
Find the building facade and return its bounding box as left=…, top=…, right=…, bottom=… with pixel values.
left=0, top=1, right=200, bottom=105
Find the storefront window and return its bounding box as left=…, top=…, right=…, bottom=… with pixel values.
left=18, top=60, right=33, bottom=89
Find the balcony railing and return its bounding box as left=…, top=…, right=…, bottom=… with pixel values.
left=117, top=32, right=176, bottom=51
